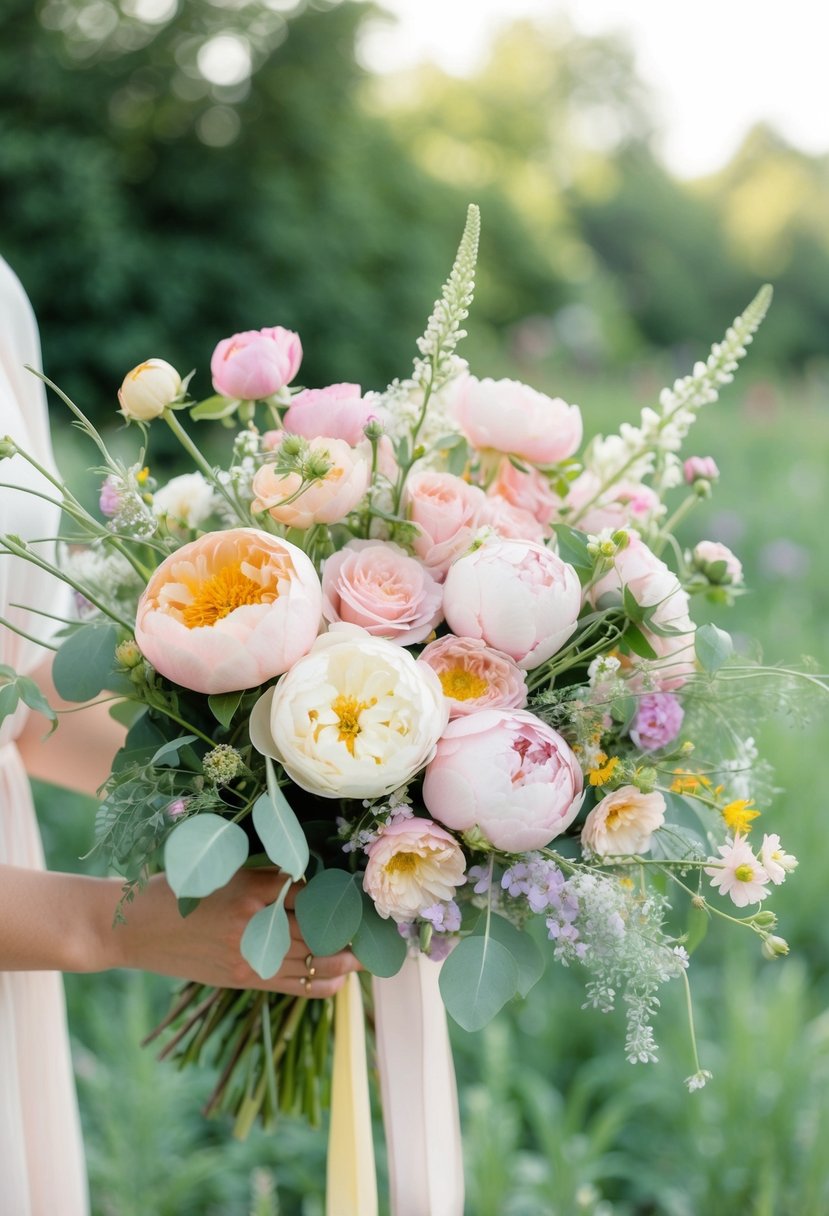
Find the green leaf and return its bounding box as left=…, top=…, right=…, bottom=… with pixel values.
left=610, top=694, right=637, bottom=730
left=16, top=677, right=57, bottom=725
left=439, top=932, right=519, bottom=1031
left=622, top=584, right=645, bottom=624
left=150, top=735, right=198, bottom=767
left=695, top=622, right=734, bottom=673
left=0, top=681, right=20, bottom=724
left=552, top=523, right=592, bottom=570
left=473, top=913, right=545, bottom=998
left=447, top=440, right=470, bottom=478
left=252, top=757, right=309, bottom=881
left=241, top=884, right=291, bottom=979
left=189, top=394, right=239, bottom=421
left=351, top=893, right=407, bottom=977
left=208, top=690, right=244, bottom=729
left=295, top=869, right=363, bottom=956
left=177, top=897, right=200, bottom=919
left=52, top=621, right=119, bottom=702
left=164, top=813, right=249, bottom=899
left=108, top=700, right=143, bottom=728
left=621, top=624, right=658, bottom=661
left=705, top=559, right=729, bottom=584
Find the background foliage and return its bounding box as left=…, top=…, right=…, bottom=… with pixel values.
left=6, top=0, right=829, bottom=1212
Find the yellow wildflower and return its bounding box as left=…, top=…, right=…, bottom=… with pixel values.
left=588, top=753, right=620, bottom=787
left=671, top=769, right=700, bottom=795
left=722, top=798, right=760, bottom=835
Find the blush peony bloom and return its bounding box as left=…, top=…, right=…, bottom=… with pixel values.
left=630, top=692, right=684, bottom=752
left=581, top=786, right=666, bottom=856
left=565, top=471, right=660, bottom=536
left=488, top=457, right=562, bottom=527
left=442, top=538, right=581, bottom=670
left=251, top=436, right=370, bottom=530
left=118, top=358, right=182, bottom=421
left=692, top=540, right=743, bottom=585
left=283, top=383, right=375, bottom=446
left=249, top=625, right=449, bottom=799
left=404, top=471, right=487, bottom=577
left=134, top=528, right=322, bottom=694
left=479, top=494, right=546, bottom=542
left=452, top=374, right=583, bottom=464
left=211, top=326, right=302, bottom=400
left=422, top=709, right=583, bottom=852
left=321, top=539, right=443, bottom=645
left=418, top=635, right=527, bottom=718
left=363, top=817, right=466, bottom=922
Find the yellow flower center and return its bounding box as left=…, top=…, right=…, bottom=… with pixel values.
left=734, top=863, right=755, bottom=882
left=331, top=694, right=373, bottom=756
left=384, top=851, right=419, bottom=875
left=439, top=666, right=488, bottom=702
left=181, top=564, right=267, bottom=628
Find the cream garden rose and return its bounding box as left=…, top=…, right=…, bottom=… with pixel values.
left=581, top=786, right=666, bottom=856
left=363, top=817, right=466, bottom=922
left=249, top=625, right=449, bottom=799
left=118, top=358, right=182, bottom=421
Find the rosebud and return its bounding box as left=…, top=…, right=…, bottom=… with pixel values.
left=761, top=934, right=789, bottom=960
left=115, top=638, right=143, bottom=669
left=118, top=359, right=182, bottom=422
left=692, top=541, right=743, bottom=587
left=684, top=456, right=720, bottom=486
left=363, top=417, right=384, bottom=442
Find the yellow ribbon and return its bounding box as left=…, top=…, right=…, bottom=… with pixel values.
left=325, top=972, right=378, bottom=1216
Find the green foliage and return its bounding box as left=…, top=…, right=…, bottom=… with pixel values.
left=294, top=868, right=363, bottom=956
left=52, top=621, right=120, bottom=702
left=241, top=884, right=292, bottom=981
left=439, top=931, right=519, bottom=1032
left=350, top=893, right=407, bottom=978
left=695, top=621, right=735, bottom=673
left=164, top=812, right=249, bottom=899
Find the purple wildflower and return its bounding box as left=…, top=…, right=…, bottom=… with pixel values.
left=630, top=692, right=684, bottom=752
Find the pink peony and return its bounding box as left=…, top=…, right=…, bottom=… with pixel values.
left=479, top=494, right=546, bottom=542
left=251, top=436, right=370, bottom=530
left=211, top=326, right=302, bottom=400
left=321, top=539, right=442, bottom=645
left=630, top=692, right=684, bottom=751
left=283, top=383, right=375, bottom=446
left=404, top=471, right=487, bottom=577
left=488, top=457, right=562, bottom=527
left=581, top=786, right=666, bottom=856
left=418, top=635, right=528, bottom=717
left=442, top=538, right=581, bottom=670
left=363, top=817, right=466, bottom=923
left=422, top=709, right=584, bottom=852
left=134, top=528, right=322, bottom=694
left=452, top=373, right=582, bottom=465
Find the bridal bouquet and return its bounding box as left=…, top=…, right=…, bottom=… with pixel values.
left=0, top=205, right=806, bottom=1132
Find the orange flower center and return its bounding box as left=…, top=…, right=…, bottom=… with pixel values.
left=384, top=851, right=419, bottom=875
left=181, top=564, right=268, bottom=628
left=331, top=694, right=373, bottom=755
left=439, top=666, right=488, bottom=702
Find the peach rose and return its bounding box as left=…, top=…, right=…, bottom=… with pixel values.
left=252, top=436, right=370, bottom=530
left=581, top=786, right=666, bottom=856
left=488, top=457, right=562, bottom=527
left=363, top=817, right=466, bottom=923
left=134, top=528, right=322, bottom=694
left=453, top=374, right=582, bottom=464
left=418, top=635, right=528, bottom=718
left=404, top=471, right=487, bottom=577
left=283, top=383, right=375, bottom=446
left=321, top=539, right=443, bottom=645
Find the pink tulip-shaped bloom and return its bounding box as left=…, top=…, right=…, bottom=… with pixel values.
left=321, top=539, right=443, bottom=645
left=591, top=533, right=696, bottom=688
left=211, top=326, right=302, bottom=400
left=363, top=817, right=467, bottom=922
left=565, top=471, right=660, bottom=536
left=135, top=528, right=322, bottom=694
left=443, top=538, right=581, bottom=670
left=404, top=471, right=487, bottom=577
left=423, top=709, right=584, bottom=852
left=480, top=494, right=546, bottom=542
left=418, top=635, right=528, bottom=718
left=488, top=456, right=563, bottom=526
left=453, top=373, right=583, bottom=464
left=283, top=383, right=375, bottom=446
left=251, top=436, right=370, bottom=530
left=684, top=456, right=720, bottom=485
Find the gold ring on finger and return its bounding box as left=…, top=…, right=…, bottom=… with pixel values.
left=301, top=976, right=313, bottom=995
left=304, top=953, right=316, bottom=977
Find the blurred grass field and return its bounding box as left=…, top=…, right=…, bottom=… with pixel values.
left=37, top=360, right=829, bottom=1215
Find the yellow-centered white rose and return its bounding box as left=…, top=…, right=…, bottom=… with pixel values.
left=249, top=624, right=449, bottom=798
left=118, top=358, right=182, bottom=421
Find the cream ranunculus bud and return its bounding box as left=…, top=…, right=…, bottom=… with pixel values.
left=118, top=359, right=182, bottom=421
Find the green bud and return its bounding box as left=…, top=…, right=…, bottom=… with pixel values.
left=304, top=455, right=332, bottom=480
left=748, top=909, right=777, bottom=929
left=115, top=638, right=143, bottom=669
left=363, top=418, right=384, bottom=442
left=634, top=766, right=657, bottom=793
left=693, top=479, right=713, bottom=499
left=419, top=921, right=433, bottom=954
left=279, top=434, right=304, bottom=459
left=461, top=825, right=496, bottom=852
left=0, top=436, right=18, bottom=460
left=611, top=529, right=630, bottom=550
left=761, top=934, right=789, bottom=960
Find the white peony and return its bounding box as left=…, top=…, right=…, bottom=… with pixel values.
left=152, top=472, right=217, bottom=529
left=249, top=624, right=449, bottom=798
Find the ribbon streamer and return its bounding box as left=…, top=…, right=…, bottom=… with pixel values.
left=326, top=972, right=378, bottom=1216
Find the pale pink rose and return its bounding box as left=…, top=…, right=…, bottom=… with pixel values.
left=363, top=817, right=466, bottom=922
left=418, top=635, right=528, bottom=717
left=566, top=471, right=660, bottom=535
left=252, top=436, right=370, bottom=530
left=134, top=528, right=322, bottom=694
left=321, top=539, right=442, bottom=645
left=591, top=534, right=696, bottom=688
left=422, top=709, right=584, bottom=852
left=581, top=786, right=666, bottom=856
left=404, top=471, right=487, bottom=577
left=684, top=456, right=720, bottom=485
left=692, top=540, right=743, bottom=585
left=283, top=383, right=376, bottom=446
left=211, top=326, right=302, bottom=399
left=452, top=373, right=582, bottom=464
left=480, top=494, right=546, bottom=542
left=442, top=538, right=581, bottom=670
left=488, top=457, right=562, bottom=526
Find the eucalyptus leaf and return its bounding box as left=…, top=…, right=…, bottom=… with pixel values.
left=52, top=621, right=119, bottom=702
left=473, top=913, right=545, bottom=998
left=254, top=756, right=309, bottom=880
left=16, top=677, right=57, bottom=721
left=695, top=622, right=733, bottom=673
left=164, top=813, right=249, bottom=899
left=177, top=897, right=200, bottom=919
left=241, top=884, right=291, bottom=979
left=0, top=681, right=20, bottom=724
left=439, top=933, right=519, bottom=1031
left=621, top=624, right=658, bottom=661
left=351, top=893, right=407, bottom=977
left=189, top=394, right=239, bottom=421
left=295, top=869, right=363, bottom=956
left=150, top=735, right=198, bottom=768
left=208, top=690, right=244, bottom=729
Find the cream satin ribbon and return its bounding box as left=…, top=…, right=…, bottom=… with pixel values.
left=326, top=972, right=378, bottom=1216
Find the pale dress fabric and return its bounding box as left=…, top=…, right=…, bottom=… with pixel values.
left=0, top=257, right=89, bottom=1214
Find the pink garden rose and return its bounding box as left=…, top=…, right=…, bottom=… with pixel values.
left=363, top=817, right=466, bottom=922
left=479, top=494, right=546, bottom=542
left=135, top=528, right=321, bottom=694
left=692, top=540, right=743, bottom=585
left=321, top=539, right=443, bottom=645
left=565, top=471, right=660, bottom=536
left=422, top=709, right=584, bottom=851
left=404, top=471, right=487, bottom=577
left=442, top=538, right=581, bottom=670
left=581, top=787, right=666, bottom=856
left=251, top=436, right=370, bottom=530
left=418, top=635, right=528, bottom=717
left=283, top=383, right=375, bottom=446
left=488, top=457, right=562, bottom=527
left=452, top=373, right=583, bottom=465
left=211, top=326, right=302, bottom=400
